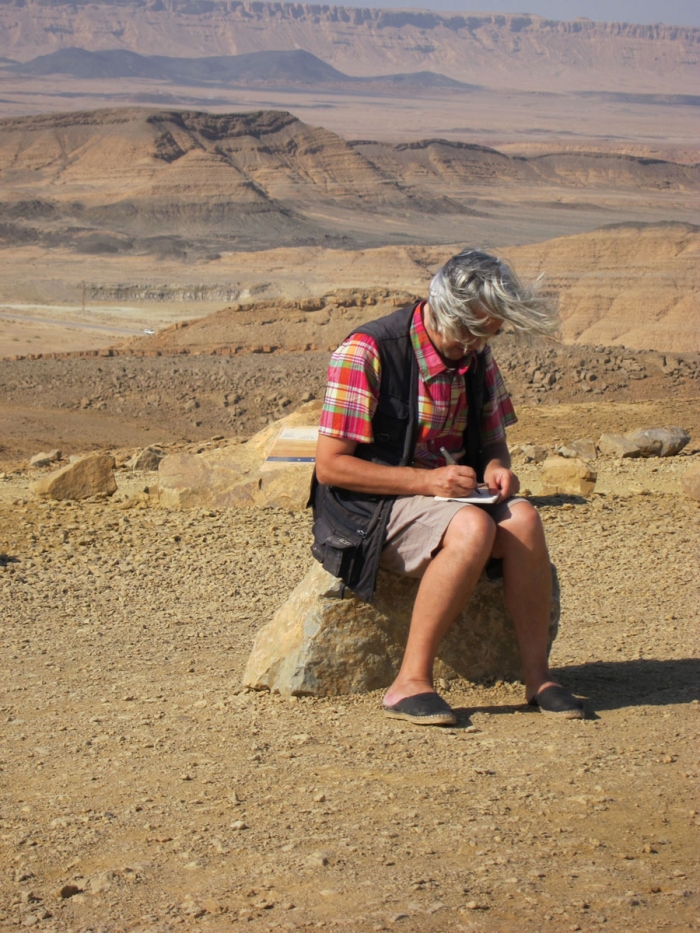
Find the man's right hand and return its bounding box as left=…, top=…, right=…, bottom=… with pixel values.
left=426, top=465, right=479, bottom=498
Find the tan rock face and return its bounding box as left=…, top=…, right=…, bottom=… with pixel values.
left=128, top=446, right=166, bottom=471
left=680, top=464, right=700, bottom=502
left=598, top=433, right=640, bottom=458
left=243, top=562, right=560, bottom=697
left=157, top=402, right=321, bottom=510
left=30, top=449, right=61, bottom=467
left=539, top=456, right=597, bottom=496
left=31, top=453, right=116, bottom=500
left=558, top=439, right=597, bottom=460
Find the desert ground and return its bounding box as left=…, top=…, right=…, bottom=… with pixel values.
left=1, top=4, right=699, bottom=931
left=1, top=328, right=699, bottom=932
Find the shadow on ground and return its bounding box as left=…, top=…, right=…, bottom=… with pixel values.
left=454, top=658, right=699, bottom=723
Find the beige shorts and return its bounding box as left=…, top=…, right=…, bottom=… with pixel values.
left=378, top=494, right=526, bottom=579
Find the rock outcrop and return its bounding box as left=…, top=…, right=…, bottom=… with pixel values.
left=30, top=449, right=61, bottom=467
left=598, top=433, right=641, bottom=458
left=558, top=439, right=597, bottom=460
left=128, top=446, right=166, bottom=471
left=158, top=402, right=321, bottom=510
left=243, top=562, right=560, bottom=697
left=31, top=453, right=116, bottom=500
left=539, top=456, right=597, bottom=496
left=625, top=426, right=690, bottom=458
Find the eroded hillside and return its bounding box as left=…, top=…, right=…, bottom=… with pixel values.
left=1, top=109, right=698, bottom=256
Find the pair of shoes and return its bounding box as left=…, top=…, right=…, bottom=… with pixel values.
left=528, top=685, right=585, bottom=719
left=383, top=691, right=457, bottom=726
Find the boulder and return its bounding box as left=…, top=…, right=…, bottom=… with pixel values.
left=158, top=401, right=322, bottom=510
left=243, top=562, right=560, bottom=697
left=558, top=439, right=597, bottom=460
left=521, top=444, right=548, bottom=463
left=680, top=464, right=700, bottom=502
left=625, top=426, right=690, bottom=458
left=30, top=449, right=61, bottom=468
left=539, top=456, right=597, bottom=496
left=31, top=453, right=117, bottom=501
left=128, top=446, right=167, bottom=471
left=598, top=433, right=641, bottom=458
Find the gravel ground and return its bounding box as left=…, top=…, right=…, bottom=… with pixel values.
left=1, top=440, right=698, bottom=932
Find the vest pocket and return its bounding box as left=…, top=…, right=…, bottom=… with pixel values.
left=311, top=516, right=365, bottom=580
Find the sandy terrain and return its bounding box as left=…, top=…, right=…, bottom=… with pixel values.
left=0, top=8, right=698, bottom=929
left=1, top=389, right=698, bottom=932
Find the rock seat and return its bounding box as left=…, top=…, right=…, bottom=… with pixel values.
left=243, top=561, right=560, bottom=697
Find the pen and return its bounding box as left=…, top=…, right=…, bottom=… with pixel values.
left=439, top=447, right=490, bottom=493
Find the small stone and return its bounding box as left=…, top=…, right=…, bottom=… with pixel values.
left=58, top=884, right=82, bottom=899
left=307, top=850, right=330, bottom=867
left=128, top=447, right=166, bottom=471
left=30, top=450, right=61, bottom=468
left=231, top=820, right=248, bottom=831
left=522, top=444, right=548, bottom=463
left=558, top=439, right=597, bottom=460
left=313, top=792, right=326, bottom=803
left=87, top=871, right=117, bottom=893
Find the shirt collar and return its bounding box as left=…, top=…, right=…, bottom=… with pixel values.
left=411, top=301, right=473, bottom=380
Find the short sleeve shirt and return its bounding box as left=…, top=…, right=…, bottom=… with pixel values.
left=319, top=302, right=517, bottom=468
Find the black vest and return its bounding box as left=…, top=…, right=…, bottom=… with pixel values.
left=309, top=302, right=488, bottom=602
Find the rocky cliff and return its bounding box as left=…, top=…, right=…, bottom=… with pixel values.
left=2, top=0, right=698, bottom=93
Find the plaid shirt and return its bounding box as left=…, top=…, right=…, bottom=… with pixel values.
left=319, top=302, right=516, bottom=468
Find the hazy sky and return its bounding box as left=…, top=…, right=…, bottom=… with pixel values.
left=330, top=1, right=700, bottom=28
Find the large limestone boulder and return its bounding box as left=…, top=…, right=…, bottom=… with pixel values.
left=539, top=456, right=597, bottom=496
left=243, top=562, right=560, bottom=697
left=158, top=401, right=322, bottom=510
left=598, top=433, right=641, bottom=458
left=625, top=426, right=690, bottom=458
left=31, top=453, right=117, bottom=501
left=681, top=464, right=700, bottom=501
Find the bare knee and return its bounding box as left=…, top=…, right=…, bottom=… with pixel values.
left=494, top=500, right=548, bottom=554
left=442, top=506, right=496, bottom=554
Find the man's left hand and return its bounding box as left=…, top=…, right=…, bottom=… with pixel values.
left=484, top=465, right=520, bottom=502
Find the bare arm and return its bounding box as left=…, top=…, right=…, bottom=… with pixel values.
left=315, top=434, right=480, bottom=498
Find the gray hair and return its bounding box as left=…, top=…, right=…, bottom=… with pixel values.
left=428, top=248, right=559, bottom=339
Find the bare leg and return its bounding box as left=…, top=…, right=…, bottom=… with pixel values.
left=383, top=506, right=496, bottom=706
left=491, top=500, right=559, bottom=701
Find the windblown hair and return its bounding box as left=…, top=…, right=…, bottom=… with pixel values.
left=428, top=248, right=559, bottom=339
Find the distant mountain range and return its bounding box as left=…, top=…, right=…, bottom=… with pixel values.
left=2, top=0, right=698, bottom=94
left=6, top=48, right=478, bottom=90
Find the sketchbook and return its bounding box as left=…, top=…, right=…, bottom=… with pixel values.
left=434, top=487, right=499, bottom=505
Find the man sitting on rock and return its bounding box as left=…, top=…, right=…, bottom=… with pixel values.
left=310, top=248, right=584, bottom=725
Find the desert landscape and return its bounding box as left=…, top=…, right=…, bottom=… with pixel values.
left=1, top=2, right=699, bottom=932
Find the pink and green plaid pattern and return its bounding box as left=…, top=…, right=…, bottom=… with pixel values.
left=319, top=303, right=516, bottom=467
